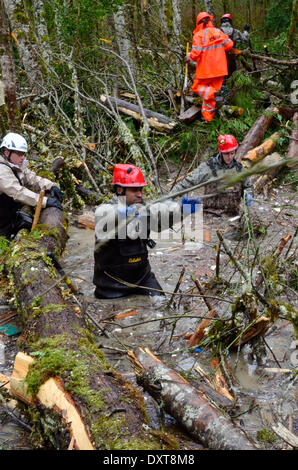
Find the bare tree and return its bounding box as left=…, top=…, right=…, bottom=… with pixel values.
left=113, top=3, right=136, bottom=76
left=3, top=0, right=43, bottom=90
left=289, top=0, right=298, bottom=49
left=0, top=0, right=20, bottom=131
left=204, top=0, right=217, bottom=25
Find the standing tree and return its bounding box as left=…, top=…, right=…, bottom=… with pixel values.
left=0, top=0, right=20, bottom=132
left=288, top=0, right=298, bottom=49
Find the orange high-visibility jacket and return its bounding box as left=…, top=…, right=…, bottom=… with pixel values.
left=190, top=24, right=233, bottom=79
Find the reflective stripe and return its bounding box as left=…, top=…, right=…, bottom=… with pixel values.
left=192, top=44, right=225, bottom=51
left=204, top=87, right=210, bottom=100
left=202, top=28, right=209, bottom=46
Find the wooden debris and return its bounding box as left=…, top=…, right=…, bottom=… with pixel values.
left=252, top=152, right=283, bottom=194
left=114, top=309, right=138, bottom=320
left=242, top=132, right=280, bottom=166
left=187, top=310, right=217, bottom=347
left=236, top=106, right=275, bottom=161
left=211, top=357, right=235, bottom=402
left=76, top=211, right=95, bottom=230
left=272, top=423, right=298, bottom=449
left=234, top=316, right=270, bottom=346
left=100, top=94, right=177, bottom=132
left=178, top=105, right=201, bottom=124
left=128, top=347, right=257, bottom=450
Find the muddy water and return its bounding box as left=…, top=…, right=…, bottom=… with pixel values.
left=0, top=187, right=297, bottom=450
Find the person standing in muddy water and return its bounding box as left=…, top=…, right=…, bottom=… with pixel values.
left=169, top=134, right=254, bottom=217
left=93, top=164, right=200, bottom=301
left=0, top=132, right=63, bottom=239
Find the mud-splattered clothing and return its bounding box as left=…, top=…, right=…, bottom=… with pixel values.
left=170, top=153, right=253, bottom=216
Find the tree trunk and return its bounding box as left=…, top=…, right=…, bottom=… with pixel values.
left=128, top=347, right=258, bottom=450
left=32, top=0, right=51, bottom=65
left=204, top=0, right=216, bottom=25
left=3, top=0, right=43, bottom=90
left=236, top=106, right=275, bottom=160
left=287, top=112, right=298, bottom=168
left=3, top=208, right=173, bottom=450
left=288, top=0, right=298, bottom=49
left=0, top=0, right=20, bottom=131
left=113, top=3, right=136, bottom=76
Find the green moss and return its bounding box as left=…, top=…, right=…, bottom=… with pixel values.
left=257, top=428, right=277, bottom=444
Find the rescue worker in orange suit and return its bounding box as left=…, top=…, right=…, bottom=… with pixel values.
left=187, top=11, right=233, bottom=122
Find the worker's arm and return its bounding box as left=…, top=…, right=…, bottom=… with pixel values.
left=188, top=32, right=203, bottom=63
left=234, top=28, right=250, bottom=43
left=221, top=32, right=234, bottom=52
left=169, top=162, right=212, bottom=197
left=0, top=165, right=49, bottom=208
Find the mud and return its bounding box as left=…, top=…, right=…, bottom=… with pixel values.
left=0, top=184, right=297, bottom=450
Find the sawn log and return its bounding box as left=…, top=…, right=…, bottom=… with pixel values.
left=3, top=206, right=174, bottom=450
left=128, top=347, right=258, bottom=450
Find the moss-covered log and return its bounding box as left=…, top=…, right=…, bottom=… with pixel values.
left=3, top=206, right=174, bottom=450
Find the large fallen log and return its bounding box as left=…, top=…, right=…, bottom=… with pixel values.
left=236, top=106, right=275, bottom=161
left=128, top=347, right=258, bottom=450
left=100, top=94, right=177, bottom=132
left=241, top=132, right=280, bottom=167
left=3, top=207, right=174, bottom=450
left=287, top=112, right=298, bottom=168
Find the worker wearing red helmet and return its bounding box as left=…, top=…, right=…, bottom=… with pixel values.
left=93, top=164, right=183, bottom=300
left=220, top=13, right=250, bottom=77
left=170, top=135, right=253, bottom=216
left=187, top=12, right=234, bottom=122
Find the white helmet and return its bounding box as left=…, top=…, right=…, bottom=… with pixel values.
left=0, top=132, right=28, bottom=152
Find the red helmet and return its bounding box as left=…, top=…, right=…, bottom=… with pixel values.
left=218, top=135, right=238, bottom=153
left=196, top=12, right=212, bottom=24
left=112, top=164, right=147, bottom=187
left=221, top=13, right=232, bottom=22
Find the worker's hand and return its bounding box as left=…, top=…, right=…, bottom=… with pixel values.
left=46, top=197, right=63, bottom=210
left=181, top=196, right=202, bottom=214
left=50, top=185, right=63, bottom=202
left=244, top=24, right=250, bottom=32
left=244, top=193, right=253, bottom=207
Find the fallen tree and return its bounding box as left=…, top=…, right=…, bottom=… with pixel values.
left=128, top=348, right=258, bottom=450
left=236, top=106, right=275, bottom=160
left=100, top=94, right=177, bottom=132
left=2, top=207, right=175, bottom=450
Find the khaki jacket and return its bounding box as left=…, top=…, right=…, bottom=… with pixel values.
left=0, top=156, right=54, bottom=208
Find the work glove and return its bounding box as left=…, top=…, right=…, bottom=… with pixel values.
left=46, top=197, right=63, bottom=211
left=181, top=196, right=202, bottom=214
left=244, top=24, right=250, bottom=32
left=244, top=193, right=254, bottom=207
left=50, top=185, right=63, bottom=202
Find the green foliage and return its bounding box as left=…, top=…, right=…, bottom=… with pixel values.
left=265, top=0, right=293, bottom=34
left=45, top=0, right=123, bottom=47
left=257, top=428, right=277, bottom=444
left=0, top=237, right=10, bottom=257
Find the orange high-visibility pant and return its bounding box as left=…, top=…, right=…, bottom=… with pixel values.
left=191, top=76, right=224, bottom=122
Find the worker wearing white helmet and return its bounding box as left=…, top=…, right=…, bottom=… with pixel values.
left=0, top=132, right=63, bottom=238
